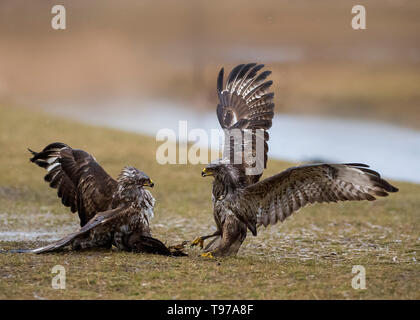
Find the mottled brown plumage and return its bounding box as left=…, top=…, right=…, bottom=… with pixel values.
left=32, top=202, right=171, bottom=255
left=194, top=64, right=399, bottom=257
left=243, top=163, right=398, bottom=228
left=29, top=143, right=184, bottom=256
left=29, top=142, right=118, bottom=227
left=216, top=63, right=274, bottom=185
left=192, top=63, right=275, bottom=255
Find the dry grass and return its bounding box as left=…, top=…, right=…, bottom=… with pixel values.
left=0, top=105, right=419, bottom=299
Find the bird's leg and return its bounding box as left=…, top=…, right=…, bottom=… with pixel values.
left=191, top=231, right=220, bottom=249
left=202, top=216, right=247, bottom=257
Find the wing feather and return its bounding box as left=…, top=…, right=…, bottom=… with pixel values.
left=31, top=207, right=128, bottom=254
left=240, top=163, right=398, bottom=230
left=216, top=63, right=275, bottom=185
left=29, top=142, right=118, bottom=226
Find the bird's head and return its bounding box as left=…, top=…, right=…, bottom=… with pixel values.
left=118, top=166, right=154, bottom=189
left=202, top=160, right=244, bottom=188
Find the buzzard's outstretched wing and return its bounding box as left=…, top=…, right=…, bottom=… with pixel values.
left=217, top=63, right=274, bottom=184
left=239, top=163, right=398, bottom=233
left=29, top=142, right=118, bottom=226
left=31, top=207, right=123, bottom=254
left=32, top=207, right=174, bottom=256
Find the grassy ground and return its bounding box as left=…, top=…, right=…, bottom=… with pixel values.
left=0, top=105, right=419, bottom=299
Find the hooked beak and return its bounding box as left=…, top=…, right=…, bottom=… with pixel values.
left=143, top=179, right=154, bottom=188
left=201, top=168, right=213, bottom=177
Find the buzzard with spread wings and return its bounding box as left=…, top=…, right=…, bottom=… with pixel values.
left=29, top=142, right=184, bottom=255
left=192, top=63, right=398, bottom=257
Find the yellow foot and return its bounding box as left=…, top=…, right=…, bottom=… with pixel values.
left=191, top=237, right=204, bottom=249
left=201, top=251, right=214, bottom=259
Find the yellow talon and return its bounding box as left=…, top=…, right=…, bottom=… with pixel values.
left=191, top=237, right=204, bottom=249
left=201, top=252, right=214, bottom=259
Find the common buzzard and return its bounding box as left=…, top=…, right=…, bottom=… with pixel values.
left=192, top=63, right=399, bottom=257
left=29, top=142, right=183, bottom=255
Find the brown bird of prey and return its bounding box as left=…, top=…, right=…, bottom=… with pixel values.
left=192, top=63, right=398, bottom=257
left=28, top=142, right=184, bottom=255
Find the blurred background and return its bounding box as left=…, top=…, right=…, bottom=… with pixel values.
left=0, top=0, right=419, bottom=181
